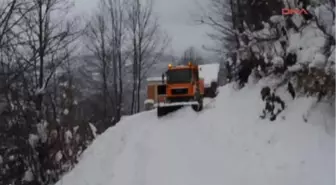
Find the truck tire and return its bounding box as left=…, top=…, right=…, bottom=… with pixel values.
left=157, top=106, right=166, bottom=117
left=192, top=97, right=203, bottom=112
left=209, top=82, right=218, bottom=98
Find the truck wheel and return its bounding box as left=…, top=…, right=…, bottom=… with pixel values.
left=157, top=107, right=166, bottom=117
left=210, top=82, right=218, bottom=98
left=192, top=98, right=203, bottom=112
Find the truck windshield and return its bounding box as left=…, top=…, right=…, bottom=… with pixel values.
left=166, top=69, right=192, bottom=84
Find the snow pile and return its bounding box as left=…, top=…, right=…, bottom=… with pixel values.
left=56, top=112, right=156, bottom=185
left=198, top=63, right=220, bottom=87
left=271, top=56, right=284, bottom=67
left=270, top=15, right=284, bottom=23
left=89, top=123, right=98, bottom=138
left=56, top=82, right=335, bottom=185
left=28, top=134, right=39, bottom=148
left=287, top=22, right=326, bottom=68
left=144, top=99, right=154, bottom=104
left=284, top=3, right=335, bottom=73
left=22, top=168, right=34, bottom=182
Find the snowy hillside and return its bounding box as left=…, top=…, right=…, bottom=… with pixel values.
left=56, top=81, right=335, bottom=185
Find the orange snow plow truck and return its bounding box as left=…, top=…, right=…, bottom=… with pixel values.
left=156, top=62, right=205, bottom=117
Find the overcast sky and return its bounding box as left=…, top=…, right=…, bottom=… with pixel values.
left=73, top=0, right=214, bottom=57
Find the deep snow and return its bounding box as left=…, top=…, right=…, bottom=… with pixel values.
left=56, top=82, right=335, bottom=185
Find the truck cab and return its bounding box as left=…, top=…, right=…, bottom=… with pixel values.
left=161, top=62, right=204, bottom=105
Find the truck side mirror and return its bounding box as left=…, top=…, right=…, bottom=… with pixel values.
left=161, top=73, right=165, bottom=83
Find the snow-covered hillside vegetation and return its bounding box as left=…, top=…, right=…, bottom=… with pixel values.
left=1, top=0, right=334, bottom=184
left=56, top=81, right=335, bottom=185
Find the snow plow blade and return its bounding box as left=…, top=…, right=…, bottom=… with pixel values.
left=155, top=101, right=199, bottom=107
left=156, top=101, right=203, bottom=117
left=156, top=105, right=183, bottom=117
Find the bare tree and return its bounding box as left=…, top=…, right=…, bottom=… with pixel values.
left=179, top=46, right=204, bottom=65
left=17, top=0, right=79, bottom=183
left=0, top=0, right=83, bottom=184
left=0, top=2, right=36, bottom=184
left=85, top=6, right=110, bottom=122
left=0, top=0, right=35, bottom=100
left=84, top=0, right=131, bottom=126
left=126, top=0, right=170, bottom=113
left=195, top=0, right=282, bottom=56
left=195, top=0, right=240, bottom=56
left=105, top=0, right=128, bottom=122
left=19, top=0, right=79, bottom=118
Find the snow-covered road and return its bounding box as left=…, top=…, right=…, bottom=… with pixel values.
left=57, top=83, right=335, bottom=185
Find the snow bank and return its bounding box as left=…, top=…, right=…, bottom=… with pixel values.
left=285, top=18, right=334, bottom=72
left=56, top=111, right=157, bottom=185
left=287, top=22, right=326, bottom=66
left=199, top=63, right=220, bottom=87
left=57, top=81, right=335, bottom=185
left=144, top=99, right=154, bottom=104
left=271, top=56, right=284, bottom=67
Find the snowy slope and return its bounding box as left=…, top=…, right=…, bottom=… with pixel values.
left=56, top=81, right=335, bottom=185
